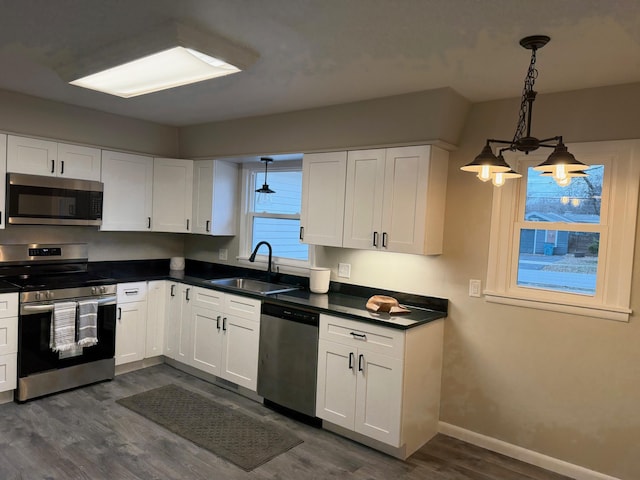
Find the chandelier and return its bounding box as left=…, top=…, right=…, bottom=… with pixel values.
left=461, top=35, right=588, bottom=187
left=255, top=157, right=275, bottom=194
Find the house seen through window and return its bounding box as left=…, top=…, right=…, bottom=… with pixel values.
left=247, top=162, right=308, bottom=263
left=516, top=165, right=603, bottom=296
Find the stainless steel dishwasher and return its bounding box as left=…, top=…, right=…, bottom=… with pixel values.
left=257, top=302, right=320, bottom=421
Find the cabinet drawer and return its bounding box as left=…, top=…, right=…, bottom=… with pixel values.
left=0, top=353, right=17, bottom=392
left=224, top=294, right=260, bottom=321
left=192, top=286, right=224, bottom=310
left=0, top=293, right=18, bottom=319
left=0, top=317, right=17, bottom=356
left=319, top=314, right=404, bottom=358
left=117, top=282, right=148, bottom=303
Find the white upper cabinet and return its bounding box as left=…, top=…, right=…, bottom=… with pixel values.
left=192, top=159, right=238, bottom=235
left=343, top=145, right=449, bottom=255
left=101, top=150, right=154, bottom=231
left=300, top=151, right=347, bottom=247
left=0, top=134, right=6, bottom=230
left=7, top=135, right=101, bottom=181
left=152, top=158, right=193, bottom=233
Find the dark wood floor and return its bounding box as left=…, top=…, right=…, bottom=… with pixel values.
left=0, top=364, right=573, bottom=480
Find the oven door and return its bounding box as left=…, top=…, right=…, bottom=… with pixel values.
left=18, top=296, right=116, bottom=378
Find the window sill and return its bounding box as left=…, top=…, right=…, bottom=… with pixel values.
left=484, top=291, right=631, bottom=322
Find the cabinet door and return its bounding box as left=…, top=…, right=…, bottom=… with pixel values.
left=101, top=151, right=153, bottom=231
left=343, top=149, right=386, bottom=249
left=316, top=339, right=357, bottom=429
left=354, top=349, right=403, bottom=446
left=191, top=305, right=224, bottom=376
left=0, top=316, right=17, bottom=356
left=0, top=353, right=17, bottom=392
left=145, top=281, right=166, bottom=358
left=57, top=142, right=101, bottom=181
left=192, top=160, right=238, bottom=235
left=0, top=134, right=6, bottom=229
left=220, top=314, right=259, bottom=391
left=175, top=284, right=193, bottom=365
left=7, top=135, right=58, bottom=177
left=164, top=282, right=182, bottom=360
left=380, top=145, right=448, bottom=255
left=152, top=157, right=193, bottom=233
left=115, top=301, right=147, bottom=366
left=300, top=152, right=347, bottom=247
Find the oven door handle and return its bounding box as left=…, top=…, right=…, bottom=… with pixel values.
left=20, top=295, right=117, bottom=314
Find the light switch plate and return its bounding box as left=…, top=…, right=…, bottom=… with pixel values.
left=219, top=248, right=228, bottom=261
left=338, top=263, right=351, bottom=278
left=469, top=279, right=481, bottom=297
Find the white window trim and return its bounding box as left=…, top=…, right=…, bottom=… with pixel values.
left=238, top=160, right=313, bottom=274
left=485, top=139, right=640, bottom=322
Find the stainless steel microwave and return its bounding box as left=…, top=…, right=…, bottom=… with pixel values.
left=7, top=173, right=103, bottom=226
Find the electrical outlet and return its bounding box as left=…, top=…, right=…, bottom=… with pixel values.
left=469, top=279, right=482, bottom=297
left=338, top=263, right=351, bottom=278
left=219, top=248, right=228, bottom=261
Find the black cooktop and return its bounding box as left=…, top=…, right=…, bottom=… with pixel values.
left=5, top=272, right=116, bottom=291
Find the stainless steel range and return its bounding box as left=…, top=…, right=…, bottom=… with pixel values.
left=0, top=244, right=117, bottom=402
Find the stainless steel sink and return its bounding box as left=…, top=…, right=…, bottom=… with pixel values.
left=207, top=277, right=300, bottom=295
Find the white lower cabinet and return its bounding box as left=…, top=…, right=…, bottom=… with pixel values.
left=316, top=314, right=444, bottom=458
left=145, top=281, right=167, bottom=358
left=165, top=283, right=261, bottom=392
left=0, top=293, right=18, bottom=393
left=115, top=282, right=148, bottom=366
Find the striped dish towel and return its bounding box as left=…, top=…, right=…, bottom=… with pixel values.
left=50, top=301, right=77, bottom=352
left=77, top=299, right=99, bottom=347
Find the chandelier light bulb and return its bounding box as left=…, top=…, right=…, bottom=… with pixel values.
left=492, top=172, right=506, bottom=187
left=478, top=165, right=492, bottom=182
left=553, top=164, right=568, bottom=181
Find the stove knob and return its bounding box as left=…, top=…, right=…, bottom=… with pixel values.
left=100, top=286, right=106, bottom=294
left=91, top=287, right=97, bottom=295
left=35, top=292, right=42, bottom=301
left=46, top=291, right=54, bottom=299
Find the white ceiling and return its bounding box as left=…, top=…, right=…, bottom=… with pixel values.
left=1, top=0, right=639, bottom=127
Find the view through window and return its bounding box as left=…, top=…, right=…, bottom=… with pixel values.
left=516, top=165, right=604, bottom=295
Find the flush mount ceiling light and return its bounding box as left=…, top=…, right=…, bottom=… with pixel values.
left=256, top=157, right=275, bottom=194
left=57, top=22, right=258, bottom=98
left=461, top=35, right=588, bottom=187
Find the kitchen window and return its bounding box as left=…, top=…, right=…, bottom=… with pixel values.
left=484, top=140, right=640, bottom=322
left=241, top=159, right=310, bottom=269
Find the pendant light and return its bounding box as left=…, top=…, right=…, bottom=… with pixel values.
left=256, top=157, right=275, bottom=195
left=461, top=35, right=588, bottom=187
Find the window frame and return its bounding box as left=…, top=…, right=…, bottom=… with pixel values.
left=239, top=159, right=313, bottom=272
left=485, top=140, right=640, bottom=322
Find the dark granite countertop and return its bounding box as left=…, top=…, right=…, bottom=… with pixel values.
left=89, top=259, right=448, bottom=330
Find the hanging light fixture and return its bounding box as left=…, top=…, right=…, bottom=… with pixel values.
left=461, top=35, right=588, bottom=187
left=256, top=157, right=275, bottom=195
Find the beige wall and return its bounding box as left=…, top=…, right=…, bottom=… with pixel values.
left=178, top=88, right=470, bottom=158
left=0, top=89, right=179, bottom=156
left=181, top=82, right=640, bottom=479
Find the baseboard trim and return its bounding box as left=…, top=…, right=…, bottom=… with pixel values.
left=438, top=422, right=620, bottom=480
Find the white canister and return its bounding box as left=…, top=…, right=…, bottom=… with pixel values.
left=170, top=256, right=185, bottom=271
left=309, top=267, right=331, bottom=294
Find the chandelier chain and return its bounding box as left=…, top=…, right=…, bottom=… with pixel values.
left=511, top=48, right=539, bottom=146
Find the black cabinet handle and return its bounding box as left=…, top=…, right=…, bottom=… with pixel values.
left=186, top=219, right=190, bottom=230
left=348, top=352, right=354, bottom=370
left=382, top=232, right=388, bottom=248
left=299, top=226, right=304, bottom=240
left=222, top=317, right=227, bottom=331
left=147, top=217, right=151, bottom=229
left=60, top=160, right=65, bottom=175
left=0, top=211, right=2, bottom=225
left=206, top=220, right=210, bottom=232
left=373, top=231, right=378, bottom=247
left=185, top=288, right=190, bottom=301
left=350, top=331, right=367, bottom=340
left=51, top=160, right=55, bottom=174
left=216, top=315, right=221, bottom=330
left=170, top=284, right=175, bottom=297
left=117, top=307, right=122, bottom=320
left=358, top=354, right=364, bottom=372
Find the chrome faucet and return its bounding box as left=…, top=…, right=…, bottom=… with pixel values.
left=249, top=241, right=273, bottom=281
